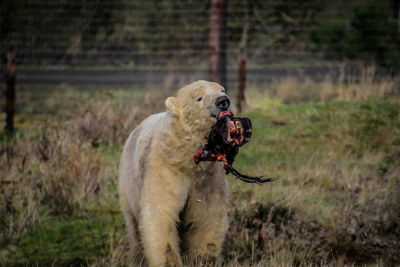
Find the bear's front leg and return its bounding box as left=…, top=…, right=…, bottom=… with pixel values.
left=184, top=169, right=229, bottom=264
left=139, top=170, right=190, bottom=267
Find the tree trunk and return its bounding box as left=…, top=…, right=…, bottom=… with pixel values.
left=392, top=0, right=400, bottom=32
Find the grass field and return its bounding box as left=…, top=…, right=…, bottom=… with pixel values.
left=1, top=78, right=399, bottom=266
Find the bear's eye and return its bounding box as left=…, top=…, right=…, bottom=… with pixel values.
left=221, top=88, right=225, bottom=93
left=196, top=96, right=203, bottom=102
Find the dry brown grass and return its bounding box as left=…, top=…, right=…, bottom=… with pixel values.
left=249, top=66, right=399, bottom=105
left=1, top=76, right=399, bottom=266
left=227, top=74, right=400, bottom=266
left=0, top=89, right=168, bottom=261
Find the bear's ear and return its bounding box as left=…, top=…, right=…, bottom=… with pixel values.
left=165, top=97, right=181, bottom=117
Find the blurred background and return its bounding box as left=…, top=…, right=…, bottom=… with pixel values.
left=2, top=0, right=399, bottom=88
left=1, top=0, right=400, bottom=266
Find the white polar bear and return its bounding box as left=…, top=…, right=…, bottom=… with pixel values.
left=119, top=81, right=233, bottom=266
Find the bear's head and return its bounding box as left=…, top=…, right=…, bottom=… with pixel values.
left=165, top=80, right=231, bottom=134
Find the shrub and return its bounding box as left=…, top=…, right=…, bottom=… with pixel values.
left=309, top=2, right=400, bottom=69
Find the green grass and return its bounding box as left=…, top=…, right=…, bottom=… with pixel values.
left=1, top=82, right=400, bottom=266
left=1, top=142, right=127, bottom=266
left=228, top=98, right=399, bottom=261
left=237, top=100, right=400, bottom=168
left=13, top=212, right=123, bottom=265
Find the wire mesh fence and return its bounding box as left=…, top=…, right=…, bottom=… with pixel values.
left=2, top=0, right=398, bottom=88
left=1, top=0, right=400, bottom=124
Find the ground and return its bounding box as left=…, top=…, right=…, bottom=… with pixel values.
left=0, top=78, right=399, bottom=266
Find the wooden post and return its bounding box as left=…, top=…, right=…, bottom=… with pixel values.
left=209, top=0, right=227, bottom=89
left=237, top=49, right=246, bottom=113
left=237, top=22, right=248, bottom=113
left=5, top=51, right=16, bottom=132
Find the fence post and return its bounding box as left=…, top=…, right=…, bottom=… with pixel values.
left=5, top=51, right=16, bottom=132
left=237, top=48, right=246, bottom=113
left=237, top=22, right=248, bottom=113
left=209, top=0, right=227, bottom=89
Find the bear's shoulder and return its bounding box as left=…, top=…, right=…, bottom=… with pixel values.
left=141, top=111, right=169, bottom=129
left=129, top=112, right=170, bottom=139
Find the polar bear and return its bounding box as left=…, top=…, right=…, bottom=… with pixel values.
left=119, top=80, right=233, bottom=266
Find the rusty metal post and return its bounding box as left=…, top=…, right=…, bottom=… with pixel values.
left=237, top=20, right=248, bottom=113
left=237, top=48, right=246, bottom=113
left=5, top=51, right=16, bottom=132
left=209, top=0, right=227, bottom=89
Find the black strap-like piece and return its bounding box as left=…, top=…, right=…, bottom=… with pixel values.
left=225, top=165, right=274, bottom=184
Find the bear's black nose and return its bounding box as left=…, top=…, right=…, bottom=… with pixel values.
left=216, top=96, right=231, bottom=111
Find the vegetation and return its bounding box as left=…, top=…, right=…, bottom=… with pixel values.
left=1, top=77, right=399, bottom=265
left=2, top=0, right=399, bottom=68
left=309, top=2, right=400, bottom=69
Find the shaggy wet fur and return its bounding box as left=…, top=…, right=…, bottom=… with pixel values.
left=119, top=81, right=230, bottom=266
